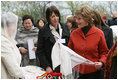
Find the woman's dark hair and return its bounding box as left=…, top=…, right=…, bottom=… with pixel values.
left=37, top=18, right=46, bottom=27
left=46, top=6, right=61, bottom=23
left=22, top=15, right=34, bottom=25
left=92, top=10, right=109, bottom=29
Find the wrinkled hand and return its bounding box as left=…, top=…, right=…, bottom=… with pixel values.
left=19, top=47, right=28, bottom=54
left=32, top=47, right=37, bottom=51
left=46, top=66, right=53, bottom=72
left=94, top=62, right=103, bottom=70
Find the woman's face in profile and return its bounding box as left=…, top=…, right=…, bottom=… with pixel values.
left=49, top=12, right=59, bottom=27
left=75, top=15, right=88, bottom=28
left=23, top=19, right=33, bottom=30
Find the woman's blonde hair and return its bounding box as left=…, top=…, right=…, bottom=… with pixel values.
left=75, top=5, right=94, bottom=25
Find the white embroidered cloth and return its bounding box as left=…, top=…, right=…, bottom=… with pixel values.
left=51, top=41, right=95, bottom=78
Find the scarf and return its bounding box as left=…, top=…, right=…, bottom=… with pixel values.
left=15, top=26, right=39, bottom=48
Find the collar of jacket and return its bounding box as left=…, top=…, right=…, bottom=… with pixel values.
left=42, top=23, right=55, bottom=44
left=82, top=24, right=92, bottom=36
left=49, top=23, right=63, bottom=40
left=43, top=22, right=62, bottom=43
left=77, top=25, right=96, bottom=38
left=43, top=22, right=69, bottom=44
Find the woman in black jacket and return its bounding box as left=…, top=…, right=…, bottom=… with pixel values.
left=36, top=6, right=70, bottom=73
left=93, top=10, right=113, bottom=49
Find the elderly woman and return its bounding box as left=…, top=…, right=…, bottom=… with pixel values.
left=68, top=5, right=109, bottom=79
left=36, top=6, right=70, bottom=73
left=1, top=12, right=25, bottom=79
left=16, top=15, right=39, bottom=66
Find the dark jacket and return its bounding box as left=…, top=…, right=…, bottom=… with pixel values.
left=102, top=27, right=113, bottom=49
left=36, top=23, right=70, bottom=70
left=110, top=17, right=117, bottom=26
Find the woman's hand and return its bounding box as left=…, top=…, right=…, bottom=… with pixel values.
left=94, top=62, right=103, bottom=70
left=19, top=47, right=28, bottom=54
left=32, top=47, right=37, bottom=51
left=46, top=66, right=53, bottom=72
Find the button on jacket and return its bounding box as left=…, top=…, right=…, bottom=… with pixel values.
left=68, top=25, right=109, bottom=74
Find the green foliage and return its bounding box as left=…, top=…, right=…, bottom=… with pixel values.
left=1, top=1, right=117, bottom=26
left=1, top=1, right=51, bottom=27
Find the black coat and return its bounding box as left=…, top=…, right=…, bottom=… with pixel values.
left=36, top=23, right=70, bottom=70
left=110, top=18, right=117, bottom=26
left=102, top=27, right=113, bottom=49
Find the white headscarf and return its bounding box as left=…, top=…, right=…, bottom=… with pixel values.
left=1, top=12, right=18, bottom=43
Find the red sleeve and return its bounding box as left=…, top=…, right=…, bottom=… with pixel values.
left=98, top=32, right=109, bottom=65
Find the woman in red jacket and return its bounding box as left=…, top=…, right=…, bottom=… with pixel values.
left=68, top=5, right=109, bottom=79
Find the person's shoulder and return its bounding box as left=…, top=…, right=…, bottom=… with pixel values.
left=94, top=26, right=104, bottom=35
left=1, top=36, right=12, bottom=48
left=17, top=26, right=24, bottom=32
left=60, top=22, right=68, bottom=29
left=60, top=22, right=70, bottom=36
left=39, top=23, right=49, bottom=33
left=32, top=27, right=39, bottom=32
left=33, top=26, right=38, bottom=30
left=41, top=23, right=49, bottom=30
left=60, top=22, right=67, bottom=26
left=60, top=22, right=69, bottom=30
left=102, top=26, right=112, bottom=32
left=70, top=27, right=79, bottom=36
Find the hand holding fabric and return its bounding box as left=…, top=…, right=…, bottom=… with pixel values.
left=94, top=62, right=103, bottom=70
